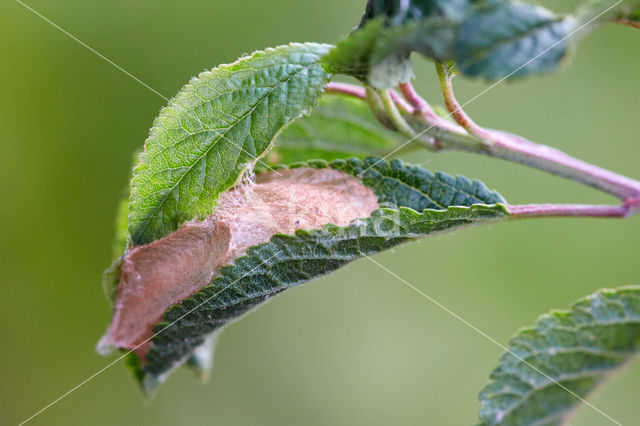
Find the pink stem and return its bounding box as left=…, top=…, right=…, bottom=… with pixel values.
left=436, top=64, right=495, bottom=142
left=328, top=80, right=640, bottom=202
left=506, top=203, right=630, bottom=218
left=325, top=82, right=366, bottom=100
left=326, top=82, right=412, bottom=113
left=490, top=131, right=640, bottom=200
left=388, top=89, right=414, bottom=114
left=398, top=82, right=436, bottom=118
left=398, top=81, right=466, bottom=135
left=435, top=65, right=640, bottom=200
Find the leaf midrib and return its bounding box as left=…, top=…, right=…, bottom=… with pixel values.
left=375, top=173, right=448, bottom=209
left=460, top=15, right=567, bottom=66
left=132, top=61, right=318, bottom=242
left=368, top=169, right=499, bottom=208
left=492, top=366, right=619, bottom=421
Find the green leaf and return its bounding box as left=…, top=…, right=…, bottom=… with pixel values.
left=360, top=0, right=471, bottom=26
left=323, top=18, right=457, bottom=88
left=269, top=94, right=405, bottom=164
left=102, top=257, right=123, bottom=309
left=185, top=331, right=220, bottom=382
left=101, top=191, right=130, bottom=306
left=329, top=0, right=628, bottom=84
left=368, top=18, right=458, bottom=88
left=323, top=0, right=467, bottom=88
left=111, top=193, right=130, bottom=260
left=454, top=2, right=577, bottom=79
left=329, top=0, right=640, bottom=85
left=322, top=19, right=388, bottom=83
left=128, top=43, right=331, bottom=245
left=327, top=0, right=581, bottom=86
left=138, top=157, right=507, bottom=390
left=102, top=184, right=135, bottom=306
left=478, top=286, right=640, bottom=425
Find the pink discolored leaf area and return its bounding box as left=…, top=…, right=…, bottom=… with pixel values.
left=98, top=168, right=379, bottom=360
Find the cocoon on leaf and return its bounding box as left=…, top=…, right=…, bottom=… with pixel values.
left=99, top=167, right=378, bottom=359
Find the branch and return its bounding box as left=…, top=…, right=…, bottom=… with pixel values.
left=484, top=130, right=640, bottom=200
left=376, top=88, right=419, bottom=139
left=326, top=78, right=640, bottom=206
left=427, top=64, right=640, bottom=201
left=326, top=82, right=412, bottom=113
left=362, top=86, right=396, bottom=131
left=325, top=81, right=366, bottom=99
left=398, top=82, right=437, bottom=121
left=506, top=203, right=631, bottom=219
left=388, top=89, right=414, bottom=114
left=435, top=62, right=495, bottom=144
left=398, top=81, right=462, bottom=134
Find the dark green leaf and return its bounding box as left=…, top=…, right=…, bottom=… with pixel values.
left=368, top=18, right=458, bottom=87
left=128, top=43, right=331, bottom=245
left=330, top=0, right=631, bottom=84
left=323, top=19, right=388, bottom=83
left=102, top=257, right=123, bottom=309
left=454, top=3, right=577, bottom=79
left=360, top=0, right=471, bottom=26
left=323, top=18, right=457, bottom=88
left=138, top=157, right=507, bottom=390
left=111, top=193, right=130, bottom=261
left=103, top=154, right=136, bottom=306
left=269, top=94, right=404, bottom=164
left=185, top=331, right=220, bottom=382
left=324, top=0, right=469, bottom=88
left=478, top=286, right=640, bottom=425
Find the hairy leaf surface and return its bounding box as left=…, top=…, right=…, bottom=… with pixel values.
left=455, top=3, right=577, bottom=79
left=326, top=0, right=601, bottom=85
left=478, top=286, right=640, bottom=425
left=128, top=43, right=331, bottom=245
left=323, top=17, right=457, bottom=88
left=269, top=95, right=404, bottom=164
left=138, top=158, right=507, bottom=389
left=360, top=0, right=470, bottom=26
left=324, top=0, right=467, bottom=87
left=322, top=19, right=390, bottom=83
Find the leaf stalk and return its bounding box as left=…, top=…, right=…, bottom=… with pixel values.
left=435, top=62, right=496, bottom=145
left=506, top=203, right=631, bottom=218
left=323, top=79, right=640, bottom=212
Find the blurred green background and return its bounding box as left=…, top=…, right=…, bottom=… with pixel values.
left=1, top=1, right=638, bottom=425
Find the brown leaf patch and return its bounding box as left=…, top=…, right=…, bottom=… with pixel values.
left=99, top=167, right=378, bottom=359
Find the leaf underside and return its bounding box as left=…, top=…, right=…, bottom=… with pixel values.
left=324, top=0, right=602, bottom=86
left=128, top=43, right=331, bottom=245
left=269, top=94, right=404, bottom=164
left=360, top=0, right=471, bottom=27
left=455, top=3, right=576, bottom=79
left=322, top=17, right=457, bottom=88
left=138, top=157, right=507, bottom=390
left=478, top=286, right=640, bottom=426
